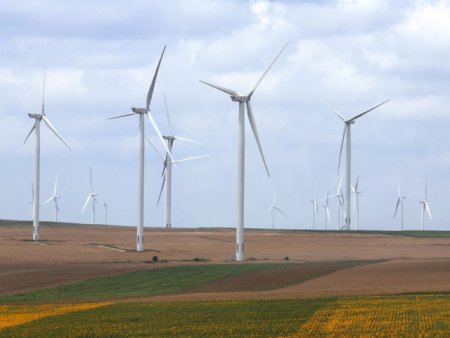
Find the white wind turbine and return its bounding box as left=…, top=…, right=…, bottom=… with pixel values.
left=103, top=202, right=108, bottom=225
left=310, top=183, right=319, bottom=230
left=44, top=176, right=61, bottom=222
left=109, top=46, right=173, bottom=251
left=24, top=73, right=71, bottom=240
left=394, top=182, right=407, bottom=231
left=267, top=190, right=287, bottom=229
left=419, top=179, right=432, bottom=231
left=327, top=99, right=389, bottom=230
left=200, top=42, right=288, bottom=261
left=351, top=176, right=361, bottom=230
left=322, top=190, right=331, bottom=230
left=82, top=168, right=102, bottom=224
left=326, top=176, right=344, bottom=230
left=154, top=95, right=210, bottom=228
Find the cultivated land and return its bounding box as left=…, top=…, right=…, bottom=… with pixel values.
left=1, top=220, right=450, bottom=336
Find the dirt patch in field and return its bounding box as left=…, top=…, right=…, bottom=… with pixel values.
left=186, top=260, right=378, bottom=293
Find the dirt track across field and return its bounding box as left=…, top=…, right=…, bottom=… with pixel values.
left=1, top=222, right=450, bottom=298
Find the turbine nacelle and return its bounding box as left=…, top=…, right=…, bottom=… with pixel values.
left=28, top=113, right=43, bottom=119
left=131, top=107, right=148, bottom=114
left=230, top=95, right=249, bottom=103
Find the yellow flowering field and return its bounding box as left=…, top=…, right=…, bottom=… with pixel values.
left=296, top=294, right=450, bottom=337
left=0, top=302, right=110, bottom=330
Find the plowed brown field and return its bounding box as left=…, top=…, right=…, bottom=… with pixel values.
left=1, top=222, right=450, bottom=299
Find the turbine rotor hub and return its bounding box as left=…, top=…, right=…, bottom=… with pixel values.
left=231, top=95, right=249, bottom=103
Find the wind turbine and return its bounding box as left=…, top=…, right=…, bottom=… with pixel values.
left=327, top=99, right=389, bottom=230
left=267, top=190, right=287, bottom=229
left=24, top=73, right=71, bottom=241
left=351, top=176, right=361, bottom=230
left=154, top=95, right=210, bottom=228
left=322, top=190, right=331, bottom=230
left=109, top=46, right=173, bottom=251
left=310, top=183, right=319, bottom=230
left=200, top=42, right=288, bottom=261
left=419, top=179, right=432, bottom=231
left=103, top=202, right=108, bottom=224
left=326, top=176, right=344, bottom=230
left=82, top=168, right=101, bottom=224
left=44, top=176, right=61, bottom=222
left=394, top=182, right=407, bottom=231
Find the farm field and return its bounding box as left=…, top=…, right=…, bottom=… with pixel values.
left=2, top=294, right=450, bottom=337
left=1, top=221, right=450, bottom=336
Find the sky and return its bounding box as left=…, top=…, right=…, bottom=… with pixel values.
left=1, top=0, right=450, bottom=231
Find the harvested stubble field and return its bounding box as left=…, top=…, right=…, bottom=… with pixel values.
left=1, top=220, right=450, bottom=336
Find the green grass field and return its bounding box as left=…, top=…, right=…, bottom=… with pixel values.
left=0, top=261, right=375, bottom=304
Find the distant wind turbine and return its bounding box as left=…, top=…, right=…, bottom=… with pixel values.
left=24, top=73, right=71, bottom=240
left=82, top=168, right=101, bottom=224
left=109, top=46, right=173, bottom=251
left=154, top=94, right=210, bottom=228
left=394, top=182, right=407, bottom=231
left=310, top=183, right=319, bottom=230
left=419, top=179, right=432, bottom=231
left=351, top=176, right=361, bottom=230
left=103, top=202, right=108, bottom=225
left=322, top=190, right=331, bottom=230
left=267, top=190, right=287, bottom=229
left=44, top=176, right=61, bottom=222
left=326, top=177, right=344, bottom=230
left=200, top=42, right=289, bottom=261
left=327, top=99, right=389, bottom=230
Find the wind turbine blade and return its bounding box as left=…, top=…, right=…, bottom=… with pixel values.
left=198, top=80, right=239, bottom=96
left=161, top=157, right=167, bottom=177
left=107, top=113, right=136, bottom=120
left=82, top=195, right=92, bottom=213
left=267, top=206, right=274, bottom=211
left=326, top=208, right=331, bottom=224
left=326, top=103, right=346, bottom=122
left=174, top=136, right=201, bottom=144
left=41, top=116, right=71, bottom=150
left=246, top=101, right=270, bottom=177
left=348, top=99, right=390, bottom=122
left=147, top=45, right=166, bottom=111
left=145, top=136, right=165, bottom=161
left=274, top=206, right=288, bottom=218
left=156, top=174, right=166, bottom=206
left=248, top=41, right=289, bottom=98
left=394, top=198, right=400, bottom=217
left=44, top=196, right=53, bottom=204
left=355, top=176, right=359, bottom=191
left=53, top=176, right=58, bottom=196
left=425, top=202, right=432, bottom=219
left=337, top=176, right=343, bottom=195
left=147, top=111, right=174, bottom=162
left=172, top=154, right=211, bottom=164
left=41, top=71, right=46, bottom=115
left=89, top=168, right=93, bottom=193
left=54, top=199, right=59, bottom=213
left=337, top=126, right=347, bottom=175
left=163, top=94, right=174, bottom=136
left=24, top=124, right=36, bottom=143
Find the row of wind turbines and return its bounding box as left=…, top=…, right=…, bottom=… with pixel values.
left=23, top=41, right=433, bottom=262
left=306, top=177, right=432, bottom=232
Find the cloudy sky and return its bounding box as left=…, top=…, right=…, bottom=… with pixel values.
left=1, top=0, right=450, bottom=231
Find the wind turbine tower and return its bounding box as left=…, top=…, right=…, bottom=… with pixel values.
left=109, top=46, right=173, bottom=251
left=310, top=183, right=319, bottom=230
left=352, top=176, right=361, bottom=230
left=200, top=42, right=288, bottom=261
left=327, top=100, right=389, bottom=230
left=24, top=73, right=71, bottom=240
left=322, top=190, right=331, bottom=230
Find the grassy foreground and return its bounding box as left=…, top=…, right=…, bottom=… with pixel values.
left=2, top=294, right=450, bottom=337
